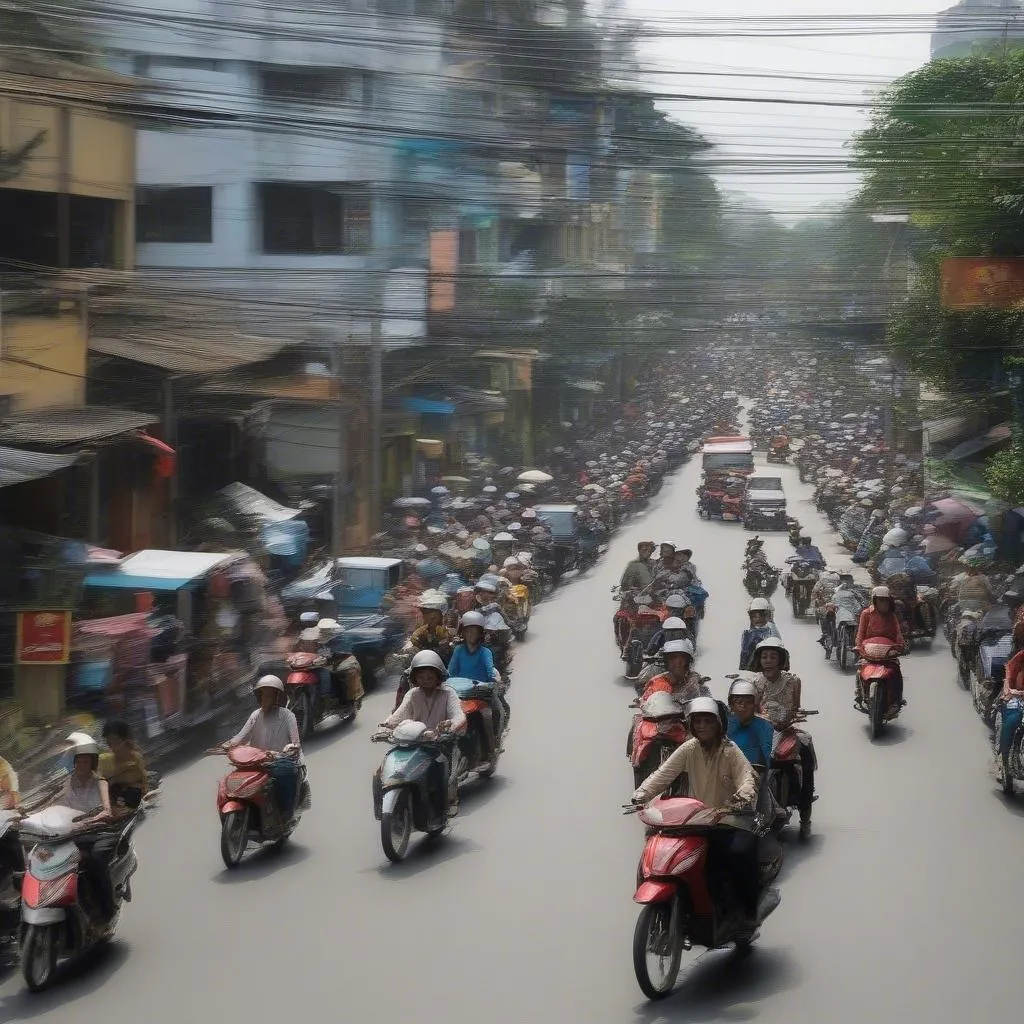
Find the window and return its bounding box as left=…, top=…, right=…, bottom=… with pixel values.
left=258, top=66, right=375, bottom=108
left=258, top=183, right=372, bottom=255
left=136, top=186, right=213, bottom=243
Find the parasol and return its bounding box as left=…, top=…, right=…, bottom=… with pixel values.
left=517, top=470, right=554, bottom=484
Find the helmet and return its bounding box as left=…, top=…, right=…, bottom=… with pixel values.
left=493, top=532, right=514, bottom=543
left=460, top=610, right=486, bottom=630
left=417, top=592, right=448, bottom=612
left=503, top=556, right=522, bottom=569
left=641, top=691, right=684, bottom=720
left=254, top=674, right=285, bottom=694
left=728, top=679, right=758, bottom=700
left=871, top=586, right=891, bottom=601
left=747, top=597, right=771, bottom=614
left=662, top=616, right=687, bottom=632
left=299, top=611, right=319, bottom=628
left=659, top=540, right=677, bottom=551
left=66, top=732, right=99, bottom=756
left=409, top=649, right=448, bottom=679
left=317, top=618, right=341, bottom=640
left=474, top=578, right=498, bottom=594
left=665, top=594, right=688, bottom=610
left=753, top=637, right=790, bottom=670
left=685, top=696, right=723, bottom=725
left=662, top=638, right=695, bottom=659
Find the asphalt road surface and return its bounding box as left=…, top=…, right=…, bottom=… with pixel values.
left=2, top=450, right=1018, bottom=1023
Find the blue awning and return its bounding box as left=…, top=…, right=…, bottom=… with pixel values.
left=402, top=397, right=457, bottom=416
left=84, top=573, right=195, bottom=592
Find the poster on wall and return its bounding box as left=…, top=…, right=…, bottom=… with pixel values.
left=16, top=611, right=72, bottom=664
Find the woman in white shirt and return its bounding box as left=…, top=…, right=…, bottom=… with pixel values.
left=226, top=676, right=302, bottom=820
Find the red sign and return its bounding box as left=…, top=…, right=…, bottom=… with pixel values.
left=941, top=257, right=1024, bottom=310
left=16, top=611, right=72, bottom=664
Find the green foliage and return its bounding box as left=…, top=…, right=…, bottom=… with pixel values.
left=985, top=444, right=1024, bottom=506
left=0, top=0, right=91, bottom=61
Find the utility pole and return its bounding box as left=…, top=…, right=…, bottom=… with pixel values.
left=332, top=341, right=348, bottom=555
left=369, top=316, right=382, bottom=534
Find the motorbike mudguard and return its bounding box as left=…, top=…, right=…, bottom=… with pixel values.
left=381, top=788, right=405, bottom=816
left=381, top=746, right=433, bottom=785
left=634, top=880, right=675, bottom=904
left=219, top=800, right=248, bottom=816
left=22, top=905, right=65, bottom=925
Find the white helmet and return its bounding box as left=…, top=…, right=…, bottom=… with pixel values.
left=493, top=532, right=514, bottom=543
left=66, top=732, right=99, bottom=756
left=474, top=578, right=498, bottom=594
left=409, top=649, right=448, bottom=679
left=728, top=679, right=758, bottom=699
left=871, top=585, right=891, bottom=600
left=662, top=638, right=695, bottom=659
left=641, top=691, right=684, bottom=720
left=662, top=616, right=687, bottom=632
left=460, top=610, right=486, bottom=629
left=747, top=598, right=771, bottom=614
left=503, top=556, right=522, bottom=569
left=254, top=674, right=285, bottom=694
left=417, top=591, right=448, bottom=612
left=685, top=696, right=722, bottom=724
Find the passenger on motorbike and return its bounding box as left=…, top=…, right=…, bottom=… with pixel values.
left=653, top=541, right=677, bottom=576
left=855, top=585, right=906, bottom=711
left=621, top=541, right=656, bottom=591
left=408, top=593, right=455, bottom=658
left=726, top=680, right=774, bottom=769
left=447, top=610, right=503, bottom=762
left=677, top=548, right=699, bottom=582
left=632, top=697, right=762, bottom=930
left=99, top=719, right=148, bottom=811
left=640, top=639, right=709, bottom=703
left=226, top=676, right=303, bottom=821
left=749, top=638, right=816, bottom=838
left=739, top=598, right=781, bottom=670
left=382, top=650, right=466, bottom=814
left=645, top=616, right=690, bottom=656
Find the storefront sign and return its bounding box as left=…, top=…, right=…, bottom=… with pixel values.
left=941, top=257, right=1024, bottom=310
left=16, top=611, right=72, bottom=664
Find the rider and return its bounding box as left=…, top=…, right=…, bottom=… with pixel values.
left=793, top=536, right=826, bottom=569
left=226, top=676, right=303, bottom=821
left=727, top=678, right=775, bottom=769
left=317, top=618, right=364, bottom=709
left=739, top=597, right=781, bottom=670
left=381, top=650, right=466, bottom=814
left=99, top=719, right=149, bottom=811
left=645, top=615, right=690, bottom=657
left=994, top=646, right=1024, bottom=781
left=749, top=638, right=816, bottom=839
left=640, top=639, right=709, bottom=703
left=447, top=610, right=503, bottom=763
left=855, top=585, right=906, bottom=713
left=677, top=548, right=700, bottom=581
left=632, top=697, right=767, bottom=932
left=956, top=564, right=997, bottom=613
left=620, top=541, right=656, bottom=592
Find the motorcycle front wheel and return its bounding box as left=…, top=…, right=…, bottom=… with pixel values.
left=220, top=808, right=250, bottom=869
left=869, top=684, right=886, bottom=741
left=381, top=789, right=413, bottom=863
left=633, top=903, right=682, bottom=1000
left=21, top=923, right=58, bottom=993
left=288, top=689, right=313, bottom=741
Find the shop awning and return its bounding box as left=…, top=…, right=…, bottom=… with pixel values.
left=90, top=330, right=288, bottom=374
left=941, top=422, right=1012, bottom=462
left=0, top=407, right=157, bottom=449
left=402, top=397, right=457, bottom=416
left=924, top=414, right=972, bottom=447
left=0, top=446, right=79, bottom=488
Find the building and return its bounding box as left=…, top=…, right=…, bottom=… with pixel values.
left=932, top=0, right=1024, bottom=59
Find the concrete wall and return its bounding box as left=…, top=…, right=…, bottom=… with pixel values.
left=1, top=312, right=88, bottom=411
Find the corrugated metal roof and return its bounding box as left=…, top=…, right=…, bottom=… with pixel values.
left=0, top=407, right=156, bottom=448
left=0, top=446, right=79, bottom=488
left=90, top=331, right=287, bottom=374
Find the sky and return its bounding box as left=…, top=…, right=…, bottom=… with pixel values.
left=624, top=1, right=949, bottom=221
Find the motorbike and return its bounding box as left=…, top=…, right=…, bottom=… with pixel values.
left=821, top=587, right=868, bottom=672
left=697, top=487, right=744, bottom=521
left=785, top=559, right=818, bottom=618
left=18, top=803, right=146, bottom=991
left=953, top=608, right=982, bottom=689
left=855, top=638, right=904, bottom=739
left=372, top=721, right=454, bottom=863
left=766, top=712, right=817, bottom=837
left=627, top=692, right=688, bottom=790
left=994, top=697, right=1024, bottom=796
left=787, top=519, right=802, bottom=547
left=743, top=560, right=780, bottom=599
left=212, top=745, right=311, bottom=869
left=766, top=445, right=789, bottom=465
left=0, top=808, right=23, bottom=960
left=627, top=797, right=782, bottom=1000
left=449, top=675, right=505, bottom=780
left=972, top=618, right=1013, bottom=726
left=284, top=651, right=360, bottom=739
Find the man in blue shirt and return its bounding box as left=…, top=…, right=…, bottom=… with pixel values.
left=726, top=679, right=774, bottom=768
left=447, top=610, right=502, bottom=765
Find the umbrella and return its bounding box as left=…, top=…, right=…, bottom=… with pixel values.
left=393, top=496, right=431, bottom=509
left=583, top=483, right=606, bottom=494
left=930, top=498, right=981, bottom=522
left=517, top=470, right=554, bottom=484
left=441, top=475, right=471, bottom=485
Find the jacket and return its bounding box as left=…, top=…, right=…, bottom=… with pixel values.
left=636, top=737, right=758, bottom=810
left=728, top=715, right=775, bottom=768
left=447, top=643, right=495, bottom=683
left=855, top=607, right=904, bottom=650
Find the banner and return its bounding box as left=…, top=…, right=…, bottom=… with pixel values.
left=16, top=611, right=72, bottom=664
left=941, top=257, right=1024, bottom=310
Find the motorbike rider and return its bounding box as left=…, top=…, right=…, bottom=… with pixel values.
left=645, top=615, right=690, bottom=656
left=739, top=598, right=781, bottom=670
left=994, top=645, right=1024, bottom=781
left=381, top=650, right=466, bottom=815
left=393, top=592, right=453, bottom=708
left=749, top=638, right=816, bottom=839
left=99, top=719, right=149, bottom=811
left=956, top=564, right=997, bottom=613
left=640, top=639, right=709, bottom=703
left=676, top=548, right=699, bottom=581
left=620, top=541, right=656, bottom=591
left=727, top=678, right=775, bottom=768
left=855, top=585, right=906, bottom=713
left=316, top=618, right=364, bottom=709
left=447, top=610, right=503, bottom=764
left=225, top=676, right=303, bottom=822
left=632, top=697, right=764, bottom=932
left=653, top=541, right=677, bottom=576
left=811, top=570, right=841, bottom=616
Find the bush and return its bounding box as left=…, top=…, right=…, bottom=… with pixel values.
left=985, top=445, right=1024, bottom=506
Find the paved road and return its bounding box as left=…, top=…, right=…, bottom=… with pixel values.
left=2, top=450, right=1019, bottom=1023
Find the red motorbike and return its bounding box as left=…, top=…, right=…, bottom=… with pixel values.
left=856, top=638, right=903, bottom=739
left=285, top=651, right=359, bottom=739
left=766, top=711, right=817, bottom=836
left=628, top=692, right=689, bottom=789
left=628, top=796, right=781, bottom=1000
left=211, top=745, right=311, bottom=869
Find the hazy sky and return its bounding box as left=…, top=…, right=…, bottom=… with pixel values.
left=625, top=1, right=948, bottom=220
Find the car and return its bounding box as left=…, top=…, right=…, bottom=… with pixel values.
left=743, top=483, right=788, bottom=531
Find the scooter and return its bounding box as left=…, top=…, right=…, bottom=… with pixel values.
left=627, top=797, right=781, bottom=1001
left=0, top=808, right=23, bottom=961
left=855, top=638, right=904, bottom=740
left=448, top=675, right=504, bottom=781
left=372, top=721, right=456, bottom=863
left=211, top=745, right=310, bottom=869
left=18, top=803, right=147, bottom=991
left=766, top=711, right=817, bottom=838
left=284, top=651, right=360, bottom=739
left=628, top=692, right=688, bottom=790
